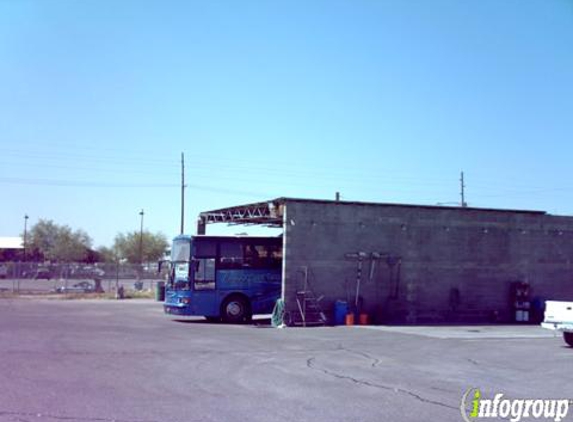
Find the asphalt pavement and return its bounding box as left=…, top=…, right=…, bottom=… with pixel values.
left=0, top=298, right=571, bottom=422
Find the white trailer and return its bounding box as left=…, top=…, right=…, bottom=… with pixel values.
left=541, top=300, right=573, bottom=346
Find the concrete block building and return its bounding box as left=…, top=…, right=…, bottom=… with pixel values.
left=199, top=198, right=573, bottom=324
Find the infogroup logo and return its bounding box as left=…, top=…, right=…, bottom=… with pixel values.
left=460, top=388, right=571, bottom=422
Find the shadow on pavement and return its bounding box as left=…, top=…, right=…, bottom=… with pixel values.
left=172, top=317, right=273, bottom=327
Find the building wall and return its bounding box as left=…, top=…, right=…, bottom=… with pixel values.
left=282, top=200, right=573, bottom=324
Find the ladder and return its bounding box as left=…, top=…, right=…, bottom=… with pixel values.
left=283, top=266, right=327, bottom=327
left=293, top=289, right=327, bottom=327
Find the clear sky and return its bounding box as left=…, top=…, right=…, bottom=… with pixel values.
left=1, top=0, right=572, bottom=248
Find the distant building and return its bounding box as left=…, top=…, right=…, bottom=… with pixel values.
left=0, top=237, right=23, bottom=261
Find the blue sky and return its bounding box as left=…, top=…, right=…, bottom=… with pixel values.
left=1, top=0, right=572, bottom=247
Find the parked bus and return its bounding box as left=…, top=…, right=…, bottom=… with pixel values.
left=163, top=235, right=282, bottom=323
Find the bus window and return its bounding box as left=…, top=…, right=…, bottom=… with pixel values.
left=174, top=262, right=189, bottom=278
left=268, top=244, right=282, bottom=269
left=171, top=240, right=190, bottom=261
left=195, top=240, right=217, bottom=258
left=244, top=244, right=266, bottom=268
left=194, top=258, right=215, bottom=290
left=219, top=242, right=243, bottom=269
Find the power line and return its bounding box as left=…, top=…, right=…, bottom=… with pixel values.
left=0, top=177, right=179, bottom=188
left=2, top=146, right=573, bottom=206
left=0, top=176, right=273, bottom=198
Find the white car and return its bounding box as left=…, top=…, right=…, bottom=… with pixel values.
left=541, top=300, right=573, bottom=346
left=55, top=281, right=96, bottom=294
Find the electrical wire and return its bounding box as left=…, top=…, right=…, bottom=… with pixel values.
left=1, top=145, right=572, bottom=208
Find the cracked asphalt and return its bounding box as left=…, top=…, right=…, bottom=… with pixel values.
left=0, top=298, right=571, bottom=422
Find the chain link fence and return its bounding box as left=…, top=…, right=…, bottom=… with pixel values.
left=0, top=261, right=167, bottom=295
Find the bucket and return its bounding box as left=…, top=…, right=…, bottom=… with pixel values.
left=345, top=313, right=355, bottom=326
left=359, top=313, right=369, bottom=325
left=334, top=300, right=348, bottom=325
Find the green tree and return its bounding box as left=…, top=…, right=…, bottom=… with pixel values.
left=113, top=231, right=168, bottom=264
left=96, top=246, right=118, bottom=263
left=25, top=219, right=93, bottom=262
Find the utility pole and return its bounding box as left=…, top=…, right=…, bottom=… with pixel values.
left=180, top=152, right=185, bottom=234
left=23, top=214, right=29, bottom=262
left=460, top=171, right=468, bottom=207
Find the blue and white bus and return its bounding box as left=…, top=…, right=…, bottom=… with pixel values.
left=163, top=235, right=282, bottom=323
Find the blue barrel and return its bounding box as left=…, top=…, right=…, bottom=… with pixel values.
left=334, top=300, right=348, bottom=326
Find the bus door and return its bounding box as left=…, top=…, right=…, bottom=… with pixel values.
left=191, top=257, right=217, bottom=315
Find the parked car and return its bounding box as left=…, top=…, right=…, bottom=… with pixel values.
left=542, top=300, right=573, bottom=347
left=71, top=265, right=106, bottom=279
left=55, top=281, right=95, bottom=294
left=34, top=268, right=53, bottom=280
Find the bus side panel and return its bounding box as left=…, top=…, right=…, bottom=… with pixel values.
left=216, top=269, right=281, bottom=314
left=191, top=290, right=218, bottom=316
left=164, top=288, right=219, bottom=317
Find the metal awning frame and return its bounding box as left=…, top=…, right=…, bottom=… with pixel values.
left=199, top=200, right=283, bottom=227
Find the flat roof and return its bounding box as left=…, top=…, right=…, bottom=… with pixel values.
left=198, top=197, right=547, bottom=226
left=273, top=197, right=547, bottom=215
left=0, top=237, right=23, bottom=249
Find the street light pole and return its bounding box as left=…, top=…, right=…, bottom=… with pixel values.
left=139, top=209, right=144, bottom=265
left=23, top=214, right=29, bottom=262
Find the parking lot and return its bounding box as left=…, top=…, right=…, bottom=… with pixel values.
left=0, top=297, right=570, bottom=422
left=0, top=277, right=160, bottom=296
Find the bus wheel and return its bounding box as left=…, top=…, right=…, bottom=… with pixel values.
left=563, top=332, right=573, bottom=347
left=221, top=296, right=251, bottom=324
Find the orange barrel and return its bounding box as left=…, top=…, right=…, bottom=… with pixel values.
left=345, top=313, right=355, bottom=326
left=359, top=313, right=369, bottom=325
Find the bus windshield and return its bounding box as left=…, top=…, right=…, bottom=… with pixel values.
left=170, top=237, right=192, bottom=289
left=171, top=239, right=191, bottom=262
